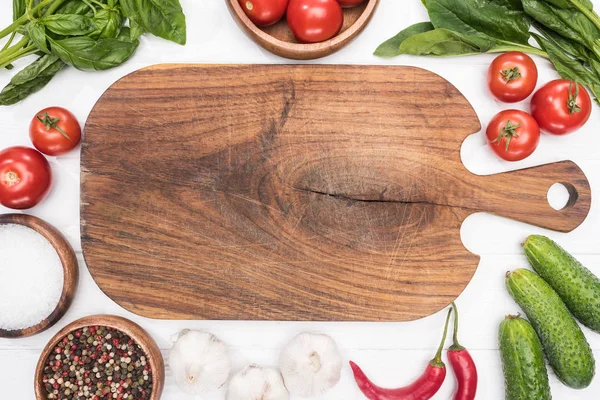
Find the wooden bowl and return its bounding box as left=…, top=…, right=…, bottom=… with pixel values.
left=0, top=214, right=78, bottom=339
left=226, top=0, right=379, bottom=59
left=34, top=315, right=165, bottom=400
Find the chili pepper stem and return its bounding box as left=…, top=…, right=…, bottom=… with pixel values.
left=450, top=302, right=466, bottom=351
left=431, top=308, right=453, bottom=368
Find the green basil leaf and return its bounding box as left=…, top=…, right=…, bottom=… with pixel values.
left=27, top=21, right=50, bottom=54
left=374, top=22, right=434, bottom=57
left=0, top=55, right=64, bottom=106
left=129, top=19, right=145, bottom=41
left=13, top=0, right=26, bottom=20
left=56, top=0, right=106, bottom=16
left=427, top=0, right=531, bottom=45
left=42, top=14, right=97, bottom=36
left=534, top=22, right=591, bottom=61
left=523, top=0, right=600, bottom=52
left=398, top=28, right=487, bottom=56
left=90, top=8, right=125, bottom=39
left=119, top=0, right=186, bottom=45
left=532, top=32, right=600, bottom=101
left=49, top=36, right=139, bottom=70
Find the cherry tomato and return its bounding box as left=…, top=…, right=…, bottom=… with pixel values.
left=487, top=52, right=538, bottom=103
left=29, top=107, right=82, bottom=156
left=337, top=0, right=366, bottom=7
left=486, top=110, right=540, bottom=162
left=238, top=0, right=288, bottom=26
left=0, top=146, right=52, bottom=209
left=531, top=79, right=592, bottom=135
left=287, top=0, right=343, bottom=43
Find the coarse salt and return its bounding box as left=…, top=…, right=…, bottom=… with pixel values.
left=0, top=224, right=64, bottom=331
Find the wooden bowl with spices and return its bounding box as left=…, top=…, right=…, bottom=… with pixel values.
left=34, top=315, right=165, bottom=400
left=226, top=0, right=379, bottom=60
left=0, top=214, right=78, bottom=339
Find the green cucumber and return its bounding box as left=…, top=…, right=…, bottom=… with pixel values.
left=506, top=268, right=595, bottom=389
left=499, top=314, right=551, bottom=400
left=524, top=235, right=600, bottom=333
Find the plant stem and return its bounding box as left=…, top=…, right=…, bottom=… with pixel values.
left=433, top=308, right=453, bottom=364
left=0, top=0, right=57, bottom=40
left=570, top=0, right=600, bottom=32
left=0, top=45, right=36, bottom=69
left=1, top=32, right=16, bottom=52
left=44, top=0, right=69, bottom=15
left=0, top=37, right=29, bottom=62
left=492, top=43, right=549, bottom=58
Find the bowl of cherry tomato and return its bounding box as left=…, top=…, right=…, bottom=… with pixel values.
left=226, top=0, right=378, bottom=59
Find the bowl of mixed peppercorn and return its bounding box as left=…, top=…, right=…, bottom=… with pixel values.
left=34, top=315, right=164, bottom=400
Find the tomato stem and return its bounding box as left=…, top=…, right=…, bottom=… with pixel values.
left=3, top=171, right=20, bottom=186
left=37, top=112, right=71, bottom=140
left=567, top=81, right=582, bottom=114
left=501, top=67, right=521, bottom=83
left=491, top=120, right=521, bottom=151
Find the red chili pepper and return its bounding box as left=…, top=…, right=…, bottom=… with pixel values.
left=350, top=308, right=453, bottom=400
left=448, top=302, right=477, bottom=400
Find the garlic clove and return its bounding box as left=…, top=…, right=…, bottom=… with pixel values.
left=169, top=330, right=231, bottom=395
left=279, top=333, right=343, bottom=397
left=226, top=364, right=290, bottom=400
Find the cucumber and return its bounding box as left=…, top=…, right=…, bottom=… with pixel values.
left=524, top=235, right=600, bottom=333
left=499, top=315, right=551, bottom=400
left=506, top=268, right=595, bottom=389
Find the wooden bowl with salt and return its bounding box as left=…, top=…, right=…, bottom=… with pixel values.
left=226, top=0, right=379, bottom=59
left=34, top=315, right=165, bottom=400
left=0, top=214, right=78, bottom=338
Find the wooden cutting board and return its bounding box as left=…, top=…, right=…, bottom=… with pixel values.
left=82, top=64, right=591, bottom=321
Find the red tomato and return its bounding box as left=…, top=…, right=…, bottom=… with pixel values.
left=287, top=0, right=343, bottom=43
left=531, top=79, right=592, bottom=135
left=239, top=0, right=288, bottom=26
left=487, top=52, right=538, bottom=103
left=0, top=146, right=52, bottom=209
left=337, top=0, right=366, bottom=7
left=29, top=107, right=82, bottom=156
left=486, top=110, right=540, bottom=162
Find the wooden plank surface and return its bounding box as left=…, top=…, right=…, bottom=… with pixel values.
left=81, top=65, right=591, bottom=321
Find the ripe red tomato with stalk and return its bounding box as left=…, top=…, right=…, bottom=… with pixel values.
left=29, top=107, right=82, bottom=156
left=287, top=0, right=344, bottom=43
left=0, top=146, right=52, bottom=209
left=238, top=0, right=289, bottom=26
left=531, top=79, right=592, bottom=135
left=487, top=52, right=538, bottom=103
left=337, top=0, right=366, bottom=7
left=486, top=110, right=540, bottom=162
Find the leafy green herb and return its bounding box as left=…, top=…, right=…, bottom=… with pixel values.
left=398, top=29, right=484, bottom=56
left=119, top=0, right=186, bottom=45
left=49, top=35, right=139, bottom=71
left=90, top=8, right=125, bottom=39
left=374, top=22, right=434, bottom=57
left=129, top=19, right=145, bottom=41
left=27, top=21, right=50, bottom=54
left=0, top=54, right=64, bottom=105
left=42, top=14, right=97, bottom=36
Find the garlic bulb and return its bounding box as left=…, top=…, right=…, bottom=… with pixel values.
left=169, top=330, right=231, bottom=395
left=226, top=364, right=289, bottom=400
left=279, top=333, right=343, bottom=397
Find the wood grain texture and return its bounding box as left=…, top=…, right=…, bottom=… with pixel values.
left=34, top=315, right=164, bottom=400
left=81, top=64, right=591, bottom=322
left=0, top=214, right=78, bottom=338
left=226, top=0, right=378, bottom=59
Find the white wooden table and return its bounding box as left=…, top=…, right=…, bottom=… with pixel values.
left=2, top=1, right=600, bottom=398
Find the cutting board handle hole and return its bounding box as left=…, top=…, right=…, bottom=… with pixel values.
left=547, top=182, right=578, bottom=211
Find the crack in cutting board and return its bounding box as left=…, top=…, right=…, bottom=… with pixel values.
left=81, top=65, right=591, bottom=321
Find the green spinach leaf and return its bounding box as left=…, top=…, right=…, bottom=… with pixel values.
left=523, top=0, right=600, bottom=52
left=49, top=35, right=139, bottom=70
left=532, top=32, right=600, bottom=101
left=398, top=28, right=484, bottom=56
left=42, top=14, right=97, bottom=36
left=119, top=0, right=186, bottom=45
left=27, top=21, right=50, bottom=54
left=0, top=55, right=64, bottom=105
left=534, top=22, right=591, bottom=60
left=13, top=0, right=26, bottom=20
left=427, top=0, right=531, bottom=45
left=543, top=0, right=593, bottom=10
left=374, top=22, right=434, bottom=57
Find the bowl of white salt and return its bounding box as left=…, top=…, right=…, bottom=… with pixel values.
left=0, top=214, right=78, bottom=338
